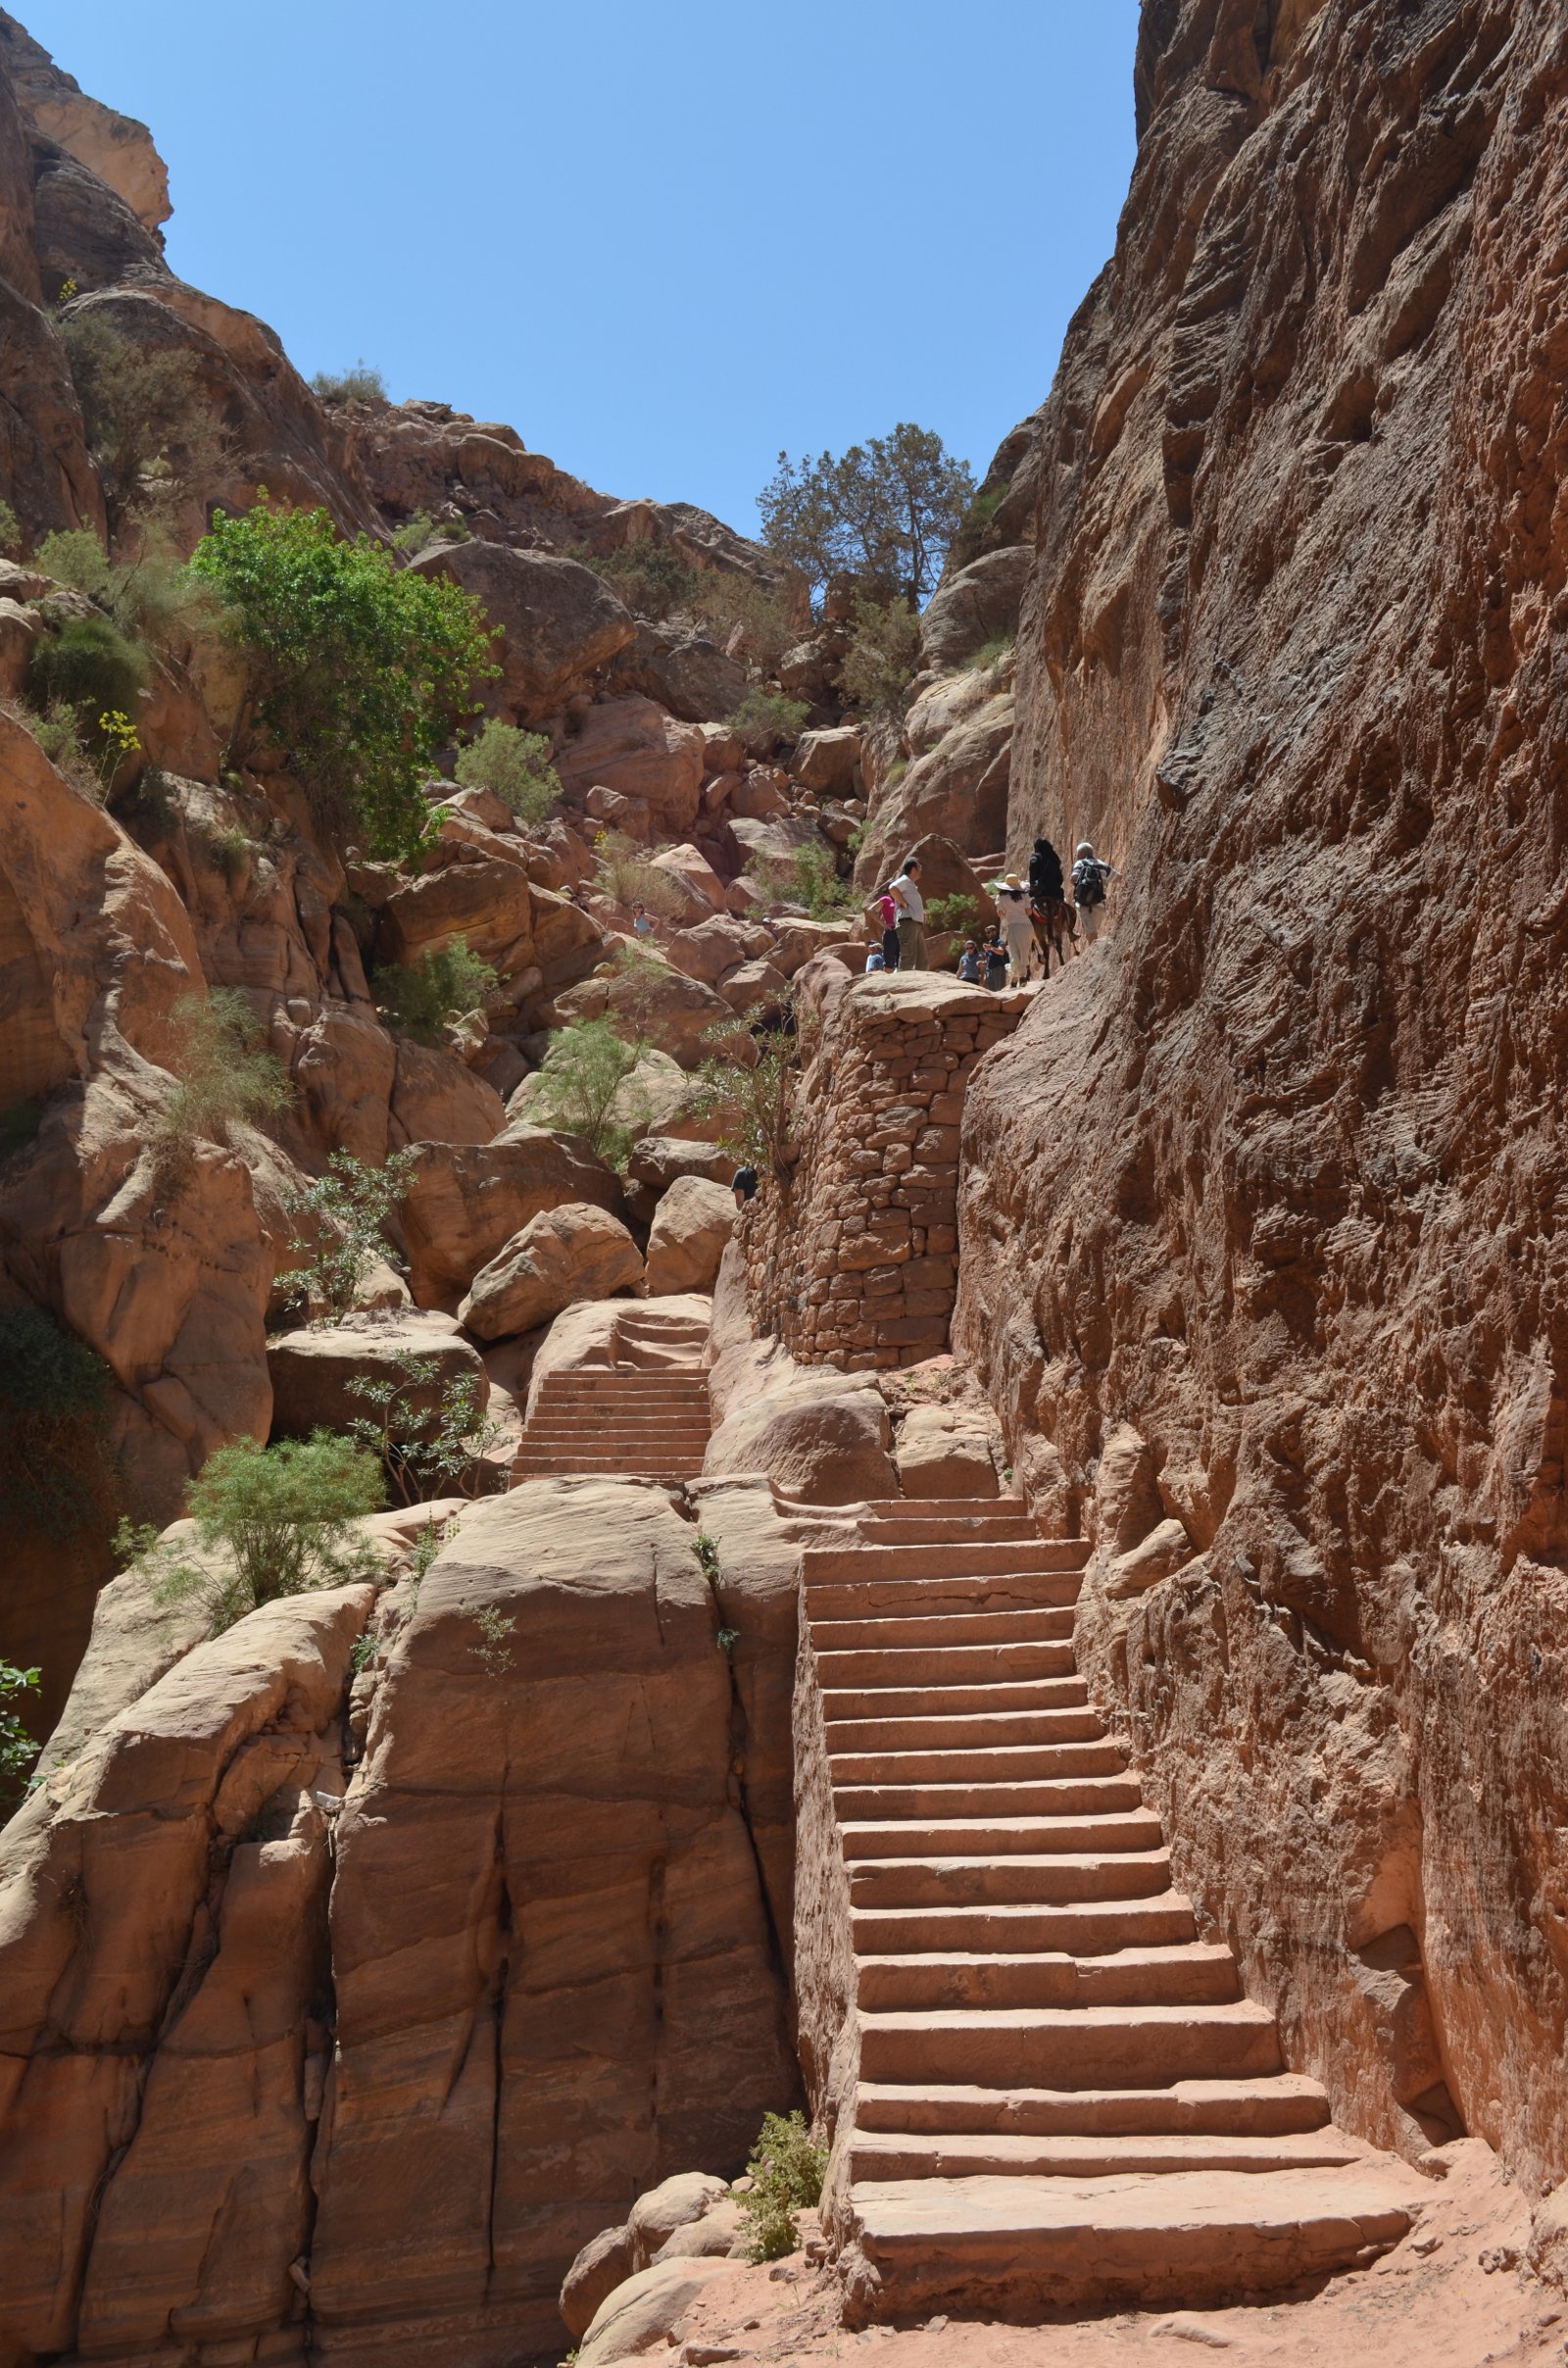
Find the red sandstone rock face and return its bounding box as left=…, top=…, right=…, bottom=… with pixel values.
left=956, top=0, right=1568, bottom=2190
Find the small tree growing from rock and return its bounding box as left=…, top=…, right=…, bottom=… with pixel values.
left=736, top=2110, right=827, bottom=2261
left=278, top=1149, right=418, bottom=1324
left=454, top=718, right=562, bottom=824
left=691, top=1001, right=817, bottom=1193
left=346, top=1350, right=503, bottom=1504
left=153, top=989, right=291, bottom=1163
left=372, top=937, right=498, bottom=1046
left=526, top=1018, right=651, bottom=1169
left=840, top=593, right=920, bottom=714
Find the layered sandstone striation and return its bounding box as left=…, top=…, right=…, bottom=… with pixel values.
left=955, top=0, right=1568, bottom=2190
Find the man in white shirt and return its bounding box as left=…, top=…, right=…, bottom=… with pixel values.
left=887, top=859, right=928, bottom=971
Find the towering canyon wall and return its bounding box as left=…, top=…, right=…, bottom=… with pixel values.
left=957, top=0, right=1568, bottom=2187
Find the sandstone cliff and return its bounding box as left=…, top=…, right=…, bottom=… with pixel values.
left=955, top=0, right=1568, bottom=2188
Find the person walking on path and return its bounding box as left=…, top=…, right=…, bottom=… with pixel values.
left=1071, top=840, right=1118, bottom=942
left=1028, top=834, right=1076, bottom=973
left=875, top=887, right=901, bottom=971
left=982, top=925, right=1008, bottom=991
left=887, top=858, right=929, bottom=971
left=990, top=871, right=1037, bottom=985
left=956, top=937, right=981, bottom=983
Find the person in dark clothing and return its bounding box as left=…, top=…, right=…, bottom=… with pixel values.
left=1028, top=833, right=1076, bottom=974
left=982, top=927, right=1008, bottom=991
left=731, top=1165, right=759, bottom=1210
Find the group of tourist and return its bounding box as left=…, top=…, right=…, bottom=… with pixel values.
left=865, top=835, right=1118, bottom=985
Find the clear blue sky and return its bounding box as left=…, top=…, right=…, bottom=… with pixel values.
left=22, top=0, right=1141, bottom=538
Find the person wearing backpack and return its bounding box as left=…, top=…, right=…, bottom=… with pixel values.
left=982, top=926, right=1008, bottom=991
left=1071, top=840, right=1118, bottom=942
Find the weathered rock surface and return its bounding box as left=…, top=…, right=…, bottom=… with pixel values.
left=556, top=695, right=706, bottom=834
left=457, top=1199, right=644, bottom=1339
left=409, top=539, right=635, bottom=721
left=917, top=544, right=1031, bottom=670
left=398, top=1127, right=624, bottom=1307
left=954, top=0, right=1568, bottom=2190
left=267, top=1309, right=487, bottom=1437
left=893, top=1401, right=1000, bottom=1499
left=645, top=1174, right=735, bottom=1297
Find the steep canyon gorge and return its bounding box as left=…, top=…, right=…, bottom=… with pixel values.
left=3, top=2, right=1568, bottom=2363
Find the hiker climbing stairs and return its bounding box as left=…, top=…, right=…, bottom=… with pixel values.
left=513, top=1323, right=711, bottom=1485
left=801, top=1497, right=1425, bottom=2318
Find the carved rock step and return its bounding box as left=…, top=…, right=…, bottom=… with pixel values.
left=808, top=1573, right=1083, bottom=1617
left=827, top=1707, right=1105, bottom=1751
left=855, top=2073, right=1335, bottom=2139
left=856, top=1941, right=1239, bottom=2011
left=849, top=1894, right=1200, bottom=1956
left=841, top=2166, right=1424, bottom=2318
left=823, top=1677, right=1090, bottom=1719
left=805, top=1543, right=1089, bottom=1580
left=850, top=2126, right=1375, bottom=2179
left=813, top=1604, right=1076, bottom=1650
left=858, top=1514, right=1044, bottom=1546
left=857, top=2000, right=1283, bottom=2089
left=818, top=1640, right=1077, bottom=1686
left=531, top=1380, right=711, bottom=1399
left=828, top=1741, right=1128, bottom=1785
left=847, top=1848, right=1175, bottom=1910
left=842, top=1809, right=1165, bottom=1859
left=833, top=1774, right=1144, bottom=1821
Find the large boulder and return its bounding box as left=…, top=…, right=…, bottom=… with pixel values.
left=664, top=914, right=768, bottom=988
left=855, top=685, right=1012, bottom=887
left=409, top=541, right=634, bottom=719
left=377, top=857, right=535, bottom=974
left=561, top=2224, right=636, bottom=2342
left=268, top=1311, right=488, bottom=1438
left=620, top=625, right=750, bottom=723
left=627, top=2170, right=731, bottom=2271
left=789, top=725, right=861, bottom=797
left=627, top=1137, right=736, bottom=1194
left=398, top=1128, right=624, bottom=1307
left=388, top=1038, right=507, bottom=1149
left=704, top=1374, right=896, bottom=1504
left=555, top=696, right=705, bottom=833
left=645, top=1176, right=736, bottom=1297
left=893, top=1402, right=1001, bottom=1499
left=646, top=842, right=728, bottom=925
left=918, top=543, right=1031, bottom=670
left=457, top=1202, right=644, bottom=1340
left=551, top=964, right=754, bottom=1073
left=576, top=2255, right=746, bottom=2368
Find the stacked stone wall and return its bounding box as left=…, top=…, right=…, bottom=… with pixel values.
left=742, top=974, right=1032, bottom=1370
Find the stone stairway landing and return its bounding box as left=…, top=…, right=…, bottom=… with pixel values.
left=512, top=1365, right=710, bottom=1484
left=801, top=1498, right=1428, bottom=2321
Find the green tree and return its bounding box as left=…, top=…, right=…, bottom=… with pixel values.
left=278, top=1148, right=418, bottom=1324
left=0, top=1661, right=41, bottom=1821
left=346, top=1351, right=503, bottom=1504
left=526, top=1017, right=649, bottom=1166
left=188, top=500, right=498, bottom=863
left=372, top=938, right=498, bottom=1046
left=840, top=594, right=920, bottom=714
left=121, top=1432, right=386, bottom=1634
left=454, top=718, right=562, bottom=824
left=759, top=423, right=975, bottom=607
left=155, top=988, right=291, bottom=1159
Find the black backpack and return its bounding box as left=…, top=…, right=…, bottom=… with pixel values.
left=1072, top=856, right=1104, bottom=907
left=1029, top=844, right=1063, bottom=904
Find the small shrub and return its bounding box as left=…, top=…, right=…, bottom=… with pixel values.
left=278, top=1148, right=419, bottom=1325
left=592, top=829, right=688, bottom=920
left=785, top=841, right=858, bottom=920
left=840, top=594, right=919, bottom=715
left=34, top=526, right=116, bottom=604
left=690, top=573, right=797, bottom=672
left=27, top=615, right=147, bottom=733
left=372, top=937, right=498, bottom=1046
left=689, top=1000, right=816, bottom=1184
left=964, top=483, right=1007, bottom=535
left=0, top=1304, right=113, bottom=1532
left=121, top=1431, right=387, bottom=1634
left=467, top=1603, right=516, bottom=1674
left=155, top=988, right=290, bottom=1159
left=526, top=1017, right=649, bottom=1167
left=455, top=718, right=562, bottom=824
left=346, top=1349, right=503, bottom=1503
left=728, top=688, right=808, bottom=748
left=737, top=2110, right=827, bottom=2262
left=693, top=1531, right=721, bottom=1580
left=580, top=540, right=698, bottom=621
left=926, top=891, right=988, bottom=937
left=967, top=634, right=1013, bottom=673
left=388, top=510, right=470, bottom=553
left=312, top=362, right=388, bottom=405
left=202, top=822, right=255, bottom=882
left=0, top=499, right=21, bottom=559
left=28, top=699, right=96, bottom=794
left=0, top=1661, right=41, bottom=1819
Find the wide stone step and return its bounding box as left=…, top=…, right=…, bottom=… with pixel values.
left=856, top=2073, right=1334, bottom=2140
left=842, top=1810, right=1164, bottom=1860
left=816, top=1641, right=1077, bottom=1686
left=808, top=1574, right=1083, bottom=1618
left=850, top=1894, right=1199, bottom=1956
left=827, top=1707, right=1105, bottom=1752
left=849, top=2126, right=1373, bottom=2181
left=521, top=1425, right=713, bottom=1444
left=854, top=1942, right=1238, bottom=2012
left=841, top=2165, right=1424, bottom=2318
left=847, top=1849, right=1174, bottom=1910
left=833, top=1775, right=1142, bottom=1821
left=805, top=1543, right=1089, bottom=1581
left=513, top=1455, right=708, bottom=1475
left=859, top=1516, right=1045, bottom=1546
left=857, top=2000, right=1282, bottom=2089
left=823, top=1677, right=1090, bottom=1720
left=811, top=1606, right=1076, bottom=1651
left=829, top=1741, right=1127, bottom=1786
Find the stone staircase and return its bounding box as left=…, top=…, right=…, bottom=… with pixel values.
left=512, top=1330, right=711, bottom=1486
left=801, top=1497, right=1426, bottom=2320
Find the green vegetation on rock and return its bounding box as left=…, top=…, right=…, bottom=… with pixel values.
left=373, top=937, right=498, bottom=1046
left=455, top=718, right=562, bottom=824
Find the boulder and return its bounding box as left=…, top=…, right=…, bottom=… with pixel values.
left=716, top=957, right=792, bottom=1018
left=917, top=543, right=1031, bottom=670
left=627, top=1137, right=736, bottom=1193
left=665, top=915, right=768, bottom=989
left=378, top=857, right=534, bottom=974
left=646, top=842, right=728, bottom=925
left=526, top=1296, right=713, bottom=1408
left=790, top=726, right=861, bottom=797
left=268, top=1311, right=488, bottom=1438
left=555, top=696, right=705, bottom=833
left=621, top=625, right=750, bottom=723
left=584, top=781, right=651, bottom=840
left=409, top=541, right=634, bottom=719
left=399, top=1129, right=624, bottom=1307
left=728, top=767, right=791, bottom=820
left=645, top=1176, right=736, bottom=1297
left=627, top=2171, right=731, bottom=2271
left=766, top=915, right=858, bottom=979
left=576, top=2255, right=746, bottom=2367
left=855, top=692, right=1012, bottom=887
left=388, top=1038, right=507, bottom=1149
left=698, top=722, right=743, bottom=774
left=897, top=833, right=990, bottom=916
left=529, top=882, right=607, bottom=994
left=509, top=1043, right=690, bottom=1142
left=551, top=964, right=754, bottom=1073
left=894, top=1403, right=1000, bottom=1499
left=561, top=2223, right=636, bottom=2342
left=653, top=2198, right=745, bottom=2262
left=704, top=1375, right=896, bottom=1504
left=457, top=1202, right=644, bottom=1340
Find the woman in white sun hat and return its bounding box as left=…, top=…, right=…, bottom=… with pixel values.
left=989, top=870, right=1037, bottom=985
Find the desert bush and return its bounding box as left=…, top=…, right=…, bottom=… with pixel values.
left=346, top=1350, right=503, bottom=1504
left=967, top=634, right=1013, bottom=673
left=119, top=1431, right=386, bottom=1634
left=0, top=1304, right=113, bottom=1533
left=0, top=1660, right=41, bottom=1819
left=388, top=510, right=470, bottom=553
left=455, top=718, right=562, bottom=824
left=580, top=539, right=698, bottom=621
left=278, top=1148, right=419, bottom=1325
left=592, top=828, right=688, bottom=919
left=786, top=841, right=858, bottom=918
left=311, top=362, right=388, bottom=405
left=372, top=937, right=498, bottom=1046
left=155, top=988, right=290, bottom=1159
left=27, top=614, right=147, bottom=734
left=201, top=821, right=255, bottom=882
left=840, top=594, right=920, bottom=715
left=33, top=526, right=116, bottom=604
left=690, top=1000, right=816, bottom=1183
left=26, top=698, right=99, bottom=797
left=736, top=2110, right=827, bottom=2262
left=59, top=310, right=217, bottom=518
left=34, top=521, right=218, bottom=654
left=0, top=499, right=21, bottom=559
left=926, top=891, right=988, bottom=937
left=526, top=1017, right=649, bottom=1166
left=690, top=572, right=797, bottom=671
left=728, top=687, right=808, bottom=748
left=189, top=500, right=498, bottom=863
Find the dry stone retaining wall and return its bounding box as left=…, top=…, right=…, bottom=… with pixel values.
left=742, top=974, right=1032, bottom=1370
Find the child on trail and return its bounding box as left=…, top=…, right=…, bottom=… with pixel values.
left=990, top=870, right=1037, bottom=985
left=876, top=889, right=901, bottom=971
left=956, top=938, right=981, bottom=983
left=1071, top=841, right=1118, bottom=942
left=864, top=938, right=887, bottom=971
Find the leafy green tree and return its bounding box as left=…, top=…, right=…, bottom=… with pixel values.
left=526, top=1017, right=650, bottom=1167
left=119, top=1431, right=386, bottom=1633
left=0, top=1661, right=41, bottom=1821
left=0, top=1306, right=113, bottom=1532
left=372, top=938, right=498, bottom=1046
left=346, top=1350, right=503, bottom=1504
left=278, top=1149, right=419, bottom=1324
left=188, top=501, right=498, bottom=862
left=454, top=718, right=562, bottom=823
left=759, top=423, right=975, bottom=608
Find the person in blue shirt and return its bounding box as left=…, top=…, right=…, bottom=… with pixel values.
left=956, top=938, right=981, bottom=983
